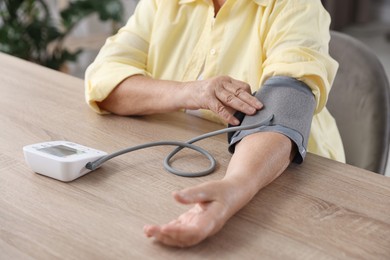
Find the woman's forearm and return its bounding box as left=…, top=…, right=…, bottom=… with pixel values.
left=97, top=75, right=262, bottom=125
left=222, top=132, right=295, bottom=215
left=98, top=75, right=190, bottom=116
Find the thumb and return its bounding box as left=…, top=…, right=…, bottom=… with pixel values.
left=173, top=182, right=218, bottom=204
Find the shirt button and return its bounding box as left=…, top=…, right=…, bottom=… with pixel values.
left=210, top=48, right=216, bottom=55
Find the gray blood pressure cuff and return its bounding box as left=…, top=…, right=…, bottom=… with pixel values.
left=228, top=76, right=316, bottom=163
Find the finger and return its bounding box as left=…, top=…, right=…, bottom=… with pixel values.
left=222, top=81, right=263, bottom=110
left=173, top=182, right=218, bottom=204
left=211, top=100, right=240, bottom=125
left=160, top=224, right=202, bottom=247
left=224, top=81, right=263, bottom=110
left=229, top=78, right=263, bottom=108
left=217, top=86, right=257, bottom=115
left=144, top=224, right=181, bottom=246
left=144, top=224, right=161, bottom=238
left=230, top=78, right=252, bottom=93
left=145, top=222, right=199, bottom=247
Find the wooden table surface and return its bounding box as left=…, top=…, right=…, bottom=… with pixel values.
left=1, top=53, right=390, bottom=259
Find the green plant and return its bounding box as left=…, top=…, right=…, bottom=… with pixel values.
left=0, top=0, right=123, bottom=70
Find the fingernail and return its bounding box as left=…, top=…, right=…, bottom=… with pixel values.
left=175, top=191, right=189, bottom=200
left=232, top=118, right=240, bottom=125
left=196, top=192, right=207, bottom=200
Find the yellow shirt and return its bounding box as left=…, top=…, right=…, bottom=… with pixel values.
left=85, top=0, right=346, bottom=162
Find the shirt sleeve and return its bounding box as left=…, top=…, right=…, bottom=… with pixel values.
left=228, top=76, right=316, bottom=164
left=261, top=0, right=338, bottom=114
left=84, top=0, right=157, bottom=113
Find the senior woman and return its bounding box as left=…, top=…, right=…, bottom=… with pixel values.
left=85, top=0, right=345, bottom=247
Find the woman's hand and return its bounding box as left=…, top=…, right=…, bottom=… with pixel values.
left=144, top=132, right=293, bottom=248
left=184, top=76, right=263, bottom=125
left=144, top=180, right=242, bottom=248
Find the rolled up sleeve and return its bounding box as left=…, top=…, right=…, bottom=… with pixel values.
left=261, top=0, right=338, bottom=114
left=84, top=0, right=156, bottom=113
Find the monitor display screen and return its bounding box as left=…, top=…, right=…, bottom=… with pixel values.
left=38, top=145, right=84, bottom=157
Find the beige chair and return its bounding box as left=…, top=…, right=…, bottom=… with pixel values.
left=327, top=31, right=390, bottom=174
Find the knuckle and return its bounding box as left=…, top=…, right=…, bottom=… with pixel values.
left=241, top=83, right=251, bottom=93
left=225, top=94, right=235, bottom=103
left=215, top=103, right=226, bottom=115
left=234, top=88, right=245, bottom=97
left=218, top=75, right=230, bottom=81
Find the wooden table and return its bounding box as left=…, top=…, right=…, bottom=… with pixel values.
left=1, top=53, right=390, bottom=259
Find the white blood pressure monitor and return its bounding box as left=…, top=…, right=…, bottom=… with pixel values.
left=23, top=141, right=107, bottom=182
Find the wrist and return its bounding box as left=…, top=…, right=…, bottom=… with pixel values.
left=180, top=80, right=201, bottom=110
left=220, top=178, right=258, bottom=215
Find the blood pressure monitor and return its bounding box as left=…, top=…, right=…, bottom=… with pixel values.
left=23, top=141, right=107, bottom=182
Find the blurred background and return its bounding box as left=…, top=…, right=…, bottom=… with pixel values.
left=2, top=0, right=388, bottom=78
left=323, top=0, right=390, bottom=80
left=1, top=0, right=390, bottom=175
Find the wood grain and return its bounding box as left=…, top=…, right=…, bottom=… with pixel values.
left=1, top=53, right=390, bottom=259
